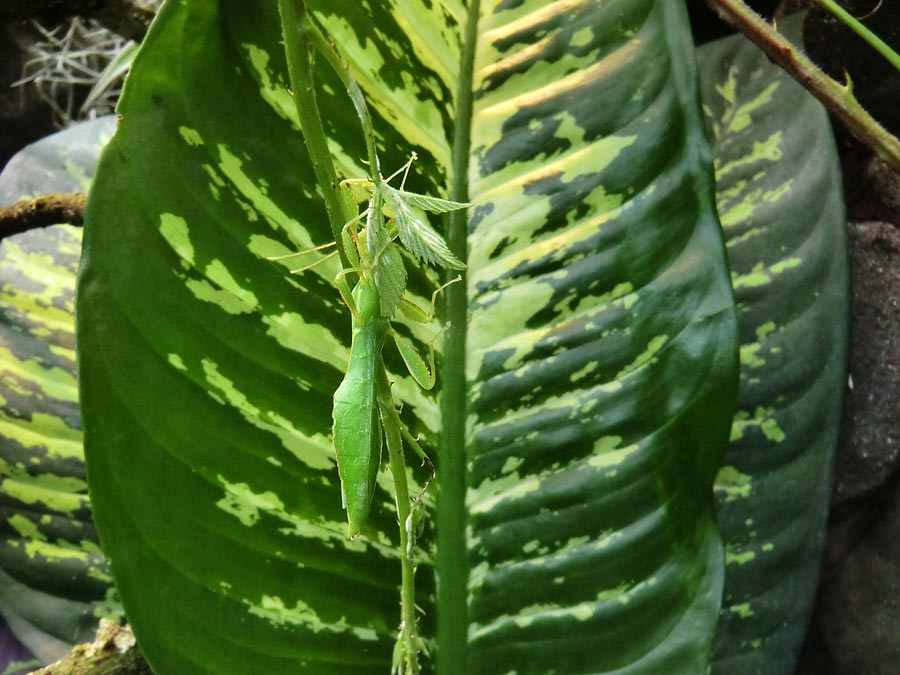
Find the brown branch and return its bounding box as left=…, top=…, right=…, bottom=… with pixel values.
left=705, top=0, right=900, bottom=171
left=0, top=0, right=157, bottom=41
left=28, top=621, right=151, bottom=675
left=0, top=193, right=87, bottom=239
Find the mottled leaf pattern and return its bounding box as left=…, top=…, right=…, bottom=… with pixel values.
left=463, top=2, right=737, bottom=673
left=0, top=118, right=120, bottom=664
left=77, top=2, right=737, bottom=675
left=698, top=33, right=848, bottom=675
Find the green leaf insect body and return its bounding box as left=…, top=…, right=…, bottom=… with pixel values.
left=278, top=156, right=468, bottom=539
left=332, top=274, right=387, bottom=536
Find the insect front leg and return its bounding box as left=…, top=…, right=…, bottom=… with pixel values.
left=390, top=274, right=461, bottom=390
left=398, top=274, right=462, bottom=324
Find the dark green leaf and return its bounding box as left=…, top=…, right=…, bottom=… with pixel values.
left=697, top=33, right=849, bottom=675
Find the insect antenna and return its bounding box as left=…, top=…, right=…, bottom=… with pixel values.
left=289, top=249, right=339, bottom=274
left=266, top=240, right=337, bottom=261
left=383, top=151, right=418, bottom=188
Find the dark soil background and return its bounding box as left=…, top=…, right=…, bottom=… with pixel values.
left=1, top=2, right=899, bottom=673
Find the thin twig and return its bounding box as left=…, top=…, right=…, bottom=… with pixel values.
left=0, top=193, right=87, bottom=239
left=705, top=0, right=900, bottom=170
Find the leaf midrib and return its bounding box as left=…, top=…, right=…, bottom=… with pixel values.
left=436, top=1, right=480, bottom=673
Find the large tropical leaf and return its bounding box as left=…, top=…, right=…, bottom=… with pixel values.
left=0, top=118, right=119, bottom=664
left=77, top=2, right=737, bottom=674
left=697, top=31, right=848, bottom=675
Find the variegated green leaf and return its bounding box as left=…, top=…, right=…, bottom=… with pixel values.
left=697, top=32, right=848, bottom=675
left=462, top=3, right=737, bottom=673
left=0, top=117, right=120, bottom=664
left=77, top=2, right=737, bottom=674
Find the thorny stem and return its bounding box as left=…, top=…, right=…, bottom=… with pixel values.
left=377, top=363, right=421, bottom=675
left=705, top=0, right=900, bottom=170
left=815, top=0, right=900, bottom=73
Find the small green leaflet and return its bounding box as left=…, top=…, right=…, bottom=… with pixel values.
left=382, top=186, right=466, bottom=271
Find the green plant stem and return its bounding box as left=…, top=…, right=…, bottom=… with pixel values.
left=277, top=0, right=353, bottom=268
left=301, top=20, right=382, bottom=179
left=705, top=0, right=900, bottom=170
left=816, top=0, right=900, bottom=73
left=377, top=364, right=421, bottom=675
left=437, top=1, right=480, bottom=673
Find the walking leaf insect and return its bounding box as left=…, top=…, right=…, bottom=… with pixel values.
left=270, top=154, right=467, bottom=537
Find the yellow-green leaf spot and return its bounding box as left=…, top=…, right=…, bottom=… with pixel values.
left=468, top=474, right=541, bottom=515
left=714, top=465, right=752, bottom=502
left=759, top=416, right=786, bottom=442
left=731, top=262, right=770, bottom=289
left=24, top=539, right=89, bottom=563
left=0, top=410, right=82, bottom=460
left=167, top=353, right=187, bottom=371
left=730, top=406, right=785, bottom=443
left=8, top=514, right=44, bottom=541
left=763, top=179, right=793, bottom=203
left=500, top=456, right=524, bottom=475
left=216, top=475, right=285, bottom=527
left=185, top=259, right=258, bottom=315
left=202, top=359, right=334, bottom=471
left=570, top=360, right=597, bottom=383
left=718, top=195, right=757, bottom=228
left=0, top=468, right=87, bottom=514
left=158, top=213, right=195, bottom=267
left=729, top=603, right=754, bottom=619
left=200, top=163, right=224, bottom=201
left=725, top=546, right=756, bottom=566
left=216, top=144, right=312, bottom=245
left=570, top=26, right=593, bottom=49
left=178, top=126, right=204, bottom=147
left=472, top=283, right=556, bottom=375
left=588, top=436, right=639, bottom=471
left=522, top=540, right=541, bottom=554
left=770, top=257, right=802, bottom=274
left=246, top=594, right=379, bottom=641
left=243, top=44, right=298, bottom=126
left=727, top=81, right=779, bottom=133
left=755, top=321, right=777, bottom=341
left=716, top=131, right=783, bottom=180
left=262, top=312, right=347, bottom=370
left=0, top=348, right=78, bottom=403
left=615, top=334, right=667, bottom=380
left=740, top=343, right=765, bottom=370
left=716, top=71, right=737, bottom=105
